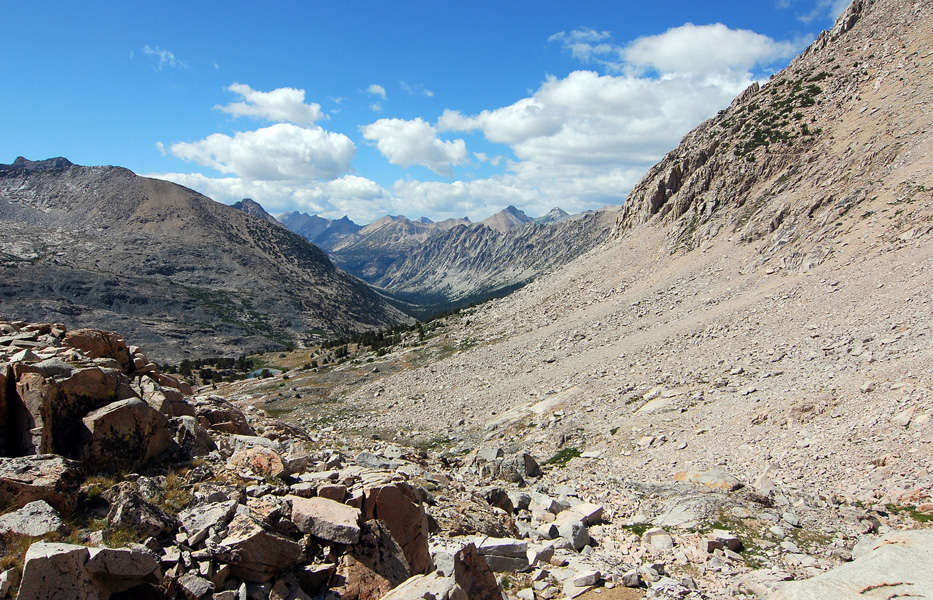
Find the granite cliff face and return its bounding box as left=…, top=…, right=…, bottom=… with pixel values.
left=0, top=158, right=409, bottom=361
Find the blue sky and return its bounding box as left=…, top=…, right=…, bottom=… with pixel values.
left=1, top=0, right=849, bottom=224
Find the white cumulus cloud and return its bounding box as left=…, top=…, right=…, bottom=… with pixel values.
left=216, top=83, right=325, bottom=126
left=361, top=117, right=468, bottom=176
left=367, top=84, right=387, bottom=99
left=167, top=122, right=356, bottom=182
left=622, top=23, right=798, bottom=77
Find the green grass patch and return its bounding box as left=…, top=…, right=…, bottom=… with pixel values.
left=544, top=447, right=581, bottom=468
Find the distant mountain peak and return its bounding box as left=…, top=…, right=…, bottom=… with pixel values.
left=231, top=198, right=282, bottom=227
left=480, top=205, right=532, bottom=233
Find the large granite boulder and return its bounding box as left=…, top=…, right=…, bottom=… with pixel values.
left=290, top=495, right=362, bottom=545
left=217, top=513, right=302, bottom=582
left=0, top=454, right=82, bottom=514
left=81, top=398, right=172, bottom=472
left=17, top=542, right=161, bottom=600
left=62, top=329, right=131, bottom=370
left=0, top=499, right=67, bottom=537
left=333, top=520, right=412, bottom=600
left=362, top=483, right=433, bottom=575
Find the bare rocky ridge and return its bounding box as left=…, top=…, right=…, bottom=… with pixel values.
left=275, top=205, right=616, bottom=314
left=373, top=208, right=619, bottom=310
left=0, top=158, right=409, bottom=361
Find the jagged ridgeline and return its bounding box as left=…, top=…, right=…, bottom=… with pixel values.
left=0, top=158, right=411, bottom=361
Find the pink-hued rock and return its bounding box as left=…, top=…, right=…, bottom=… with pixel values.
left=289, top=495, right=361, bottom=545
left=217, top=514, right=301, bottom=582
left=362, top=483, right=433, bottom=575
left=82, top=398, right=172, bottom=471
left=228, top=446, right=289, bottom=479
left=62, top=329, right=131, bottom=370
left=194, top=397, right=254, bottom=435
left=333, top=520, right=411, bottom=600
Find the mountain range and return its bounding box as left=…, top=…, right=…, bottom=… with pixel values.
left=266, top=204, right=611, bottom=314
left=0, top=158, right=408, bottom=360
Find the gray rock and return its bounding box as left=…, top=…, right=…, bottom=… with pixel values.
left=178, top=573, right=214, bottom=599
left=177, top=500, right=238, bottom=546
left=644, top=527, right=674, bottom=551
left=556, top=518, right=589, bottom=551
left=288, top=495, right=361, bottom=545
left=754, top=530, right=933, bottom=598
left=18, top=543, right=95, bottom=600
left=573, top=570, right=601, bottom=587
left=0, top=499, right=67, bottom=537
left=355, top=451, right=400, bottom=470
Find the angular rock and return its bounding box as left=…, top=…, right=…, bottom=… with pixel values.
left=563, top=503, right=603, bottom=526
left=217, top=514, right=301, bottom=582
left=0, top=454, right=82, bottom=514
left=555, top=514, right=589, bottom=551
left=672, top=469, right=743, bottom=491
left=107, top=488, right=176, bottom=539
left=333, top=519, right=411, bottom=600
left=453, top=543, right=502, bottom=600
left=362, top=483, right=433, bottom=575
left=355, top=451, right=400, bottom=470
left=85, top=546, right=162, bottom=595
left=171, top=415, right=217, bottom=457
left=194, top=397, right=255, bottom=435
left=81, top=398, right=172, bottom=472
left=178, top=500, right=238, bottom=546
left=228, top=446, right=289, bottom=479
left=473, top=537, right=529, bottom=572
left=62, top=329, right=131, bottom=368
left=0, top=499, right=67, bottom=537
left=17, top=543, right=95, bottom=600
left=644, top=527, right=674, bottom=551
left=289, top=495, right=361, bottom=545
left=177, top=573, right=214, bottom=599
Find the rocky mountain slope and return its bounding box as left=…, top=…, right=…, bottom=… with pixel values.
left=277, top=204, right=616, bottom=315
left=213, top=0, right=933, bottom=597
left=373, top=208, right=619, bottom=311
left=0, top=158, right=409, bottom=361
left=327, top=215, right=471, bottom=282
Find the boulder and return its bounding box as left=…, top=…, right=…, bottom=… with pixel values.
left=379, top=573, right=461, bottom=600
left=17, top=543, right=97, bottom=600
left=333, top=520, right=412, bottom=600
left=177, top=573, right=214, bottom=599
left=107, top=488, right=176, bottom=538
left=755, top=529, right=933, bottom=598
left=289, top=495, right=361, bottom=545
left=170, top=416, right=217, bottom=457
left=85, top=546, right=162, bottom=595
left=0, top=499, right=67, bottom=537
left=362, top=483, right=433, bottom=575
left=195, top=398, right=254, bottom=435
left=217, top=513, right=302, bottom=582
left=228, top=446, right=290, bottom=479
left=672, top=469, right=743, bottom=492
left=62, top=329, right=131, bottom=370
left=81, top=398, right=172, bottom=471
left=11, top=367, right=127, bottom=458
left=0, top=454, right=82, bottom=514
left=178, top=500, right=238, bottom=546
left=453, top=543, right=502, bottom=600
left=472, top=537, right=529, bottom=572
